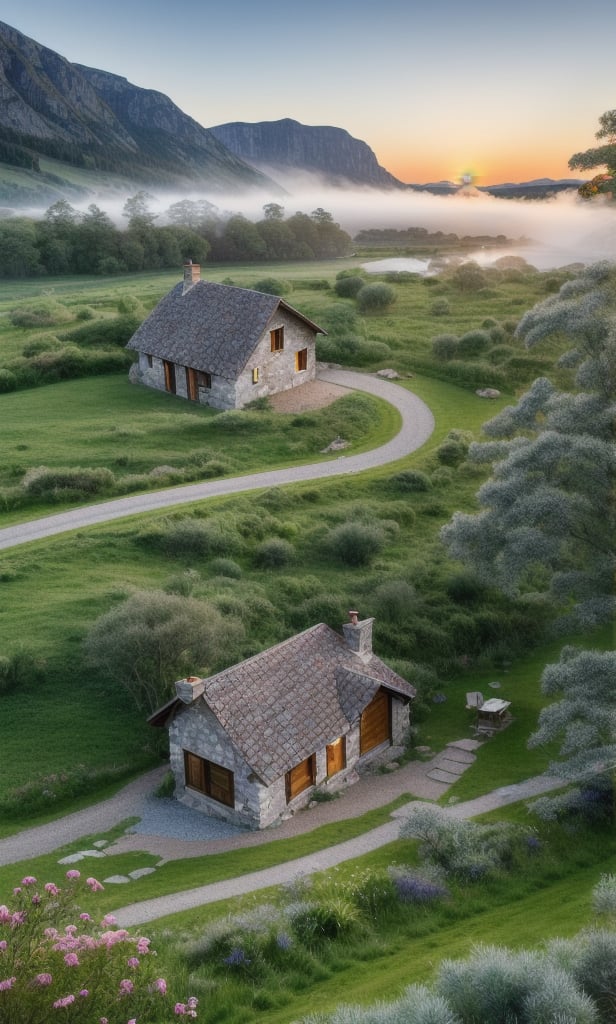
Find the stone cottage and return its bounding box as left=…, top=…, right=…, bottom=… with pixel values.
left=126, top=262, right=326, bottom=410
left=149, top=614, right=415, bottom=830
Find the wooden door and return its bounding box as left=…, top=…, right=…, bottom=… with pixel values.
left=360, top=690, right=390, bottom=755
left=326, top=737, right=346, bottom=777
left=186, top=367, right=198, bottom=401
left=163, top=360, right=176, bottom=394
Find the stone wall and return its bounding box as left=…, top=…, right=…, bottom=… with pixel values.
left=168, top=694, right=410, bottom=830
left=131, top=308, right=316, bottom=411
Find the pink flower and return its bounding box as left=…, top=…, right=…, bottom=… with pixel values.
left=0, top=977, right=16, bottom=991
left=153, top=977, right=167, bottom=995
left=11, top=911, right=26, bottom=927
left=99, top=1019, right=108, bottom=1023
left=119, top=978, right=134, bottom=995
left=31, top=894, right=41, bottom=905
left=35, top=973, right=53, bottom=986
left=101, top=914, right=117, bottom=927
left=0, top=907, right=11, bottom=923
left=65, top=870, right=81, bottom=880
left=187, top=996, right=198, bottom=1010
left=175, top=1004, right=186, bottom=1015
left=45, top=883, right=60, bottom=896
left=136, top=936, right=150, bottom=955
left=79, top=989, right=89, bottom=997
left=64, top=952, right=79, bottom=967
left=53, top=994, right=76, bottom=1008
left=65, top=925, right=78, bottom=935
left=12, top=888, right=21, bottom=896
left=21, top=876, right=37, bottom=886
left=0, top=941, right=7, bottom=951
left=127, top=957, right=140, bottom=969
left=86, top=877, right=104, bottom=892
left=79, top=913, right=91, bottom=922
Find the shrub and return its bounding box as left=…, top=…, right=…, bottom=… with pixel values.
left=253, top=277, right=289, bottom=295
left=356, top=283, right=396, bottom=312
left=457, top=329, right=491, bottom=357
left=254, top=537, right=295, bottom=568
left=10, top=301, right=72, bottom=328
left=436, top=438, right=469, bottom=467
left=450, top=261, right=487, bottom=292
left=0, top=872, right=197, bottom=1020
left=323, top=521, right=386, bottom=566
left=289, top=899, right=360, bottom=943
left=0, top=368, right=17, bottom=392
left=389, top=868, right=449, bottom=904
left=209, top=557, right=242, bottom=579
left=373, top=580, right=416, bottom=624
left=84, top=588, right=245, bottom=712
left=60, top=314, right=141, bottom=347
left=430, top=298, right=450, bottom=316
left=334, top=275, right=365, bottom=299
left=163, top=517, right=239, bottom=558
left=390, top=469, right=432, bottom=492
left=431, top=334, right=459, bottom=360
left=21, top=465, right=115, bottom=498
left=0, top=645, right=46, bottom=695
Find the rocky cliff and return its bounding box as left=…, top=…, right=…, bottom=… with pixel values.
left=209, top=118, right=403, bottom=189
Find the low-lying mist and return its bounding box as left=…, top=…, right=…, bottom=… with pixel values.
left=22, top=181, right=616, bottom=272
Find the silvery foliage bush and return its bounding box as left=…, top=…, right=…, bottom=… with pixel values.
left=547, top=929, right=616, bottom=1022
left=306, top=984, right=461, bottom=1024
left=528, top=647, right=616, bottom=781
left=441, top=261, right=616, bottom=632
left=435, top=943, right=598, bottom=1024
left=592, top=874, right=616, bottom=917
left=399, top=805, right=524, bottom=881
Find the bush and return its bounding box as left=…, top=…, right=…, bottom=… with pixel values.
left=373, top=580, right=416, bottom=624
left=436, top=438, right=469, bottom=467
left=10, top=301, right=72, bottom=328
left=254, top=537, right=295, bottom=568
left=430, top=298, right=450, bottom=316
left=0, top=368, right=17, bottom=392
left=21, top=465, right=115, bottom=498
left=253, top=277, right=289, bottom=295
left=450, top=262, right=487, bottom=292
left=390, top=469, right=432, bottom=492
left=209, top=557, right=242, bottom=579
left=0, top=873, right=197, bottom=1019
left=431, top=334, right=459, bottom=360
left=0, top=645, right=46, bottom=695
left=334, top=275, right=365, bottom=298
left=323, top=521, right=386, bottom=566
left=457, top=329, right=491, bottom=357
left=389, top=868, right=449, bottom=904
left=356, top=283, right=396, bottom=312
left=60, top=314, right=141, bottom=347
left=163, top=517, right=240, bottom=559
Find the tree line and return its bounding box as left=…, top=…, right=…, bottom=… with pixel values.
left=0, top=194, right=351, bottom=278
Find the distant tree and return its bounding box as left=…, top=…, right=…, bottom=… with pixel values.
left=215, top=215, right=267, bottom=261
left=166, top=198, right=217, bottom=229
left=84, top=589, right=244, bottom=714
left=122, top=191, right=158, bottom=227
left=569, top=109, right=616, bottom=196
left=262, top=202, right=284, bottom=220
left=0, top=219, right=42, bottom=277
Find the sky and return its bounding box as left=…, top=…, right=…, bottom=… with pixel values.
left=1, top=0, right=615, bottom=186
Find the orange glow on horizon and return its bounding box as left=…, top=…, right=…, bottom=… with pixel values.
left=380, top=150, right=583, bottom=187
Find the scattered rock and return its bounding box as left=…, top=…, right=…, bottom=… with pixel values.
left=415, top=745, right=432, bottom=754
left=92, top=840, right=109, bottom=849
left=128, top=867, right=156, bottom=879
left=103, top=875, right=131, bottom=884
left=377, top=368, right=401, bottom=379
left=320, top=436, right=350, bottom=452
left=384, top=761, right=400, bottom=772
left=58, top=853, right=84, bottom=864
left=476, top=388, right=501, bottom=399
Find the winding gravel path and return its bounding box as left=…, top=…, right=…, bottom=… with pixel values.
left=0, top=370, right=434, bottom=551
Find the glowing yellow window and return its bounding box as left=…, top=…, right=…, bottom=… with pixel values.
left=252, top=367, right=259, bottom=384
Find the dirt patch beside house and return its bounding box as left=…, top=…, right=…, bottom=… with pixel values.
left=267, top=379, right=352, bottom=413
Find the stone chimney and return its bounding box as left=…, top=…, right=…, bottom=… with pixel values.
left=342, top=611, right=374, bottom=661
left=175, top=675, right=205, bottom=703
left=182, top=260, right=201, bottom=294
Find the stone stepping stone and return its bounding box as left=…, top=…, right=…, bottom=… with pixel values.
left=92, top=840, right=109, bottom=849
left=447, top=738, right=482, bottom=752
left=433, top=758, right=469, bottom=776
left=427, top=768, right=463, bottom=784
left=441, top=749, right=475, bottom=764
left=128, top=867, right=156, bottom=880
left=58, top=853, right=84, bottom=864
left=103, top=875, right=131, bottom=884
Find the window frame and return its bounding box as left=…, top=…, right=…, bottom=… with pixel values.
left=295, top=348, right=308, bottom=372
left=285, top=753, right=316, bottom=803
left=183, top=750, right=235, bottom=807
left=270, top=327, right=284, bottom=352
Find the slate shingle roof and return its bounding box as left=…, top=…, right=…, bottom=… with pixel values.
left=127, top=280, right=324, bottom=378
left=190, top=623, right=415, bottom=784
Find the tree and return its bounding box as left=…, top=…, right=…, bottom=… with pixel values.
left=528, top=646, right=616, bottom=781
left=569, top=109, right=616, bottom=194
left=84, top=589, right=244, bottom=713
left=262, top=202, right=284, bottom=220
left=441, top=261, right=616, bottom=633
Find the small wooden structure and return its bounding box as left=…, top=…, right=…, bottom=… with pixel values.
left=476, top=697, right=511, bottom=734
